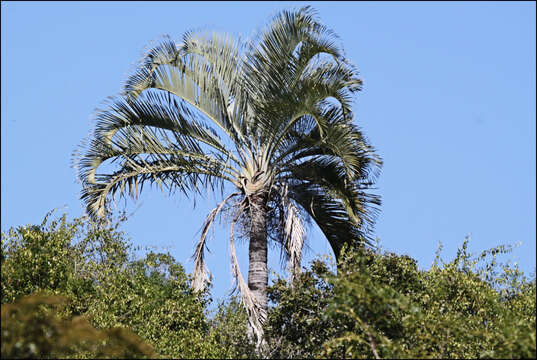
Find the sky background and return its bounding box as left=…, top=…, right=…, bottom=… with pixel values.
left=2, top=1, right=536, bottom=305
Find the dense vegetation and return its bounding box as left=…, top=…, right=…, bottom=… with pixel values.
left=2, top=211, right=535, bottom=358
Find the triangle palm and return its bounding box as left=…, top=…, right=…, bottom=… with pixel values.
left=75, top=6, right=381, bottom=347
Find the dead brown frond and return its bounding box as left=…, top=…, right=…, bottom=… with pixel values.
left=192, top=192, right=240, bottom=292
left=280, top=183, right=305, bottom=285
left=229, top=199, right=267, bottom=350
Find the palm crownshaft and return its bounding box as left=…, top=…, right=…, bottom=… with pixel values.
left=75, top=6, right=381, bottom=347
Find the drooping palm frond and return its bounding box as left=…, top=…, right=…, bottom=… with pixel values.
left=76, top=91, right=241, bottom=220
left=96, top=91, right=237, bottom=159
left=80, top=156, right=226, bottom=220
left=192, top=192, right=240, bottom=292
left=288, top=181, right=380, bottom=261
left=229, top=199, right=267, bottom=349
left=279, top=184, right=305, bottom=283
left=123, top=32, right=253, bottom=155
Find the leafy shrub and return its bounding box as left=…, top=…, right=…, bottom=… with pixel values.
left=324, top=240, right=536, bottom=359
left=2, top=211, right=534, bottom=359
left=265, top=260, right=335, bottom=358
left=1, top=293, right=156, bottom=359
left=206, top=297, right=257, bottom=359
left=1, top=211, right=82, bottom=304
left=265, top=239, right=536, bottom=359
left=1, top=211, right=252, bottom=358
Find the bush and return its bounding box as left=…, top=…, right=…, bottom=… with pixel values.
left=1, top=293, right=156, bottom=359
left=1, top=211, right=252, bottom=358
left=323, top=239, right=536, bottom=359
left=264, top=239, right=536, bottom=359
left=265, top=260, right=335, bottom=358
left=2, top=211, right=534, bottom=358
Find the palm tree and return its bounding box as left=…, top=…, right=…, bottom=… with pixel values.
left=74, top=6, right=381, bottom=347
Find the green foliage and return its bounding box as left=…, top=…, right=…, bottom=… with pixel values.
left=2, top=211, right=534, bottom=359
left=265, top=260, right=335, bottom=358
left=1, top=211, right=252, bottom=358
left=206, top=297, right=257, bottom=359
left=264, top=240, right=536, bottom=359
left=84, top=251, right=212, bottom=358
left=1, top=293, right=156, bottom=359
left=1, top=211, right=82, bottom=304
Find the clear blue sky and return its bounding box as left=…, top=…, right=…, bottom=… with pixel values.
left=2, top=1, right=535, bottom=303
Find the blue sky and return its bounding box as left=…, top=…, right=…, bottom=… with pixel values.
left=2, top=1, right=535, bottom=303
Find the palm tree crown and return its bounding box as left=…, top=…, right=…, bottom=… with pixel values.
left=75, top=6, right=381, bottom=346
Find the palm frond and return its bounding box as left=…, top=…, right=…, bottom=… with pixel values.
left=297, top=59, right=362, bottom=116
left=290, top=155, right=380, bottom=224
left=241, top=6, right=355, bottom=149
left=275, top=111, right=382, bottom=184
left=80, top=156, right=229, bottom=220
left=279, top=184, right=305, bottom=284
left=98, top=92, right=234, bottom=156
left=243, top=6, right=342, bottom=94
left=75, top=92, right=241, bottom=190
left=289, top=182, right=379, bottom=261
left=123, top=32, right=252, bottom=153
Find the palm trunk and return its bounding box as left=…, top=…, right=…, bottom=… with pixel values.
left=248, top=192, right=268, bottom=316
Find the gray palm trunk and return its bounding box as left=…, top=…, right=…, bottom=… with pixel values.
left=247, top=191, right=269, bottom=315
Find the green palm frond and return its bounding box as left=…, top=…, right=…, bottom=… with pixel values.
left=97, top=92, right=236, bottom=157
left=124, top=32, right=252, bottom=152
left=274, top=114, right=381, bottom=187
left=77, top=93, right=239, bottom=220
left=288, top=182, right=378, bottom=261
left=81, top=156, right=227, bottom=219
left=241, top=6, right=356, bottom=141
left=293, top=156, right=380, bottom=224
